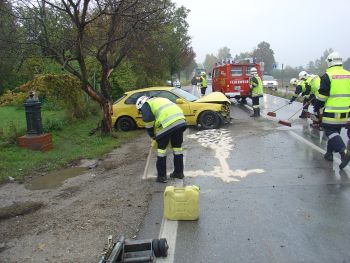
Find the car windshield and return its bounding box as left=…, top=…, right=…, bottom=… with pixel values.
left=263, top=75, right=274, bottom=81
left=113, top=94, right=126, bottom=104
left=171, top=88, right=198, bottom=102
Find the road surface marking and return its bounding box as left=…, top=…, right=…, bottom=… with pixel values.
left=187, top=129, right=265, bottom=182
left=243, top=103, right=268, bottom=118
left=142, top=146, right=153, bottom=180
left=288, top=130, right=350, bottom=175
left=156, top=150, right=186, bottom=263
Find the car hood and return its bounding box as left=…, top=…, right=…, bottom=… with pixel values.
left=195, top=92, right=231, bottom=104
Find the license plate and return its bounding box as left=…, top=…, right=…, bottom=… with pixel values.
left=234, top=86, right=240, bottom=91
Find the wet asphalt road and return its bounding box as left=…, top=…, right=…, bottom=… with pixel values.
left=138, top=85, right=350, bottom=263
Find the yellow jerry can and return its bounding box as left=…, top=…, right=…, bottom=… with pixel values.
left=164, top=185, right=200, bottom=221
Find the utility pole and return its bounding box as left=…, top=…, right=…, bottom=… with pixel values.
left=281, top=63, right=286, bottom=96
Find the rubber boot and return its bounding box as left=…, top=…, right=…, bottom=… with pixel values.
left=240, top=98, right=247, bottom=104
left=250, top=109, right=258, bottom=117
left=170, top=155, right=184, bottom=179
left=257, top=108, right=261, bottom=117
left=156, top=156, right=167, bottom=183
left=299, top=110, right=307, bottom=119
left=324, top=152, right=333, bottom=161
left=339, top=149, right=350, bottom=170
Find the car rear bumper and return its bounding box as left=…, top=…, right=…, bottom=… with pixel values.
left=263, top=84, right=278, bottom=88
left=225, top=92, right=240, bottom=97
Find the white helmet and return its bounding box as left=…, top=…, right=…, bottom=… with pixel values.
left=298, top=71, right=309, bottom=80
left=326, top=51, right=342, bottom=67
left=290, top=78, right=298, bottom=85
left=136, top=96, right=149, bottom=110
left=250, top=67, right=258, bottom=75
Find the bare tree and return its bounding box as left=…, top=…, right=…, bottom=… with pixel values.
left=12, top=0, right=172, bottom=133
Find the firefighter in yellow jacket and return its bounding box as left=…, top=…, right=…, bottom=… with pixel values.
left=136, top=96, right=187, bottom=182
left=199, top=72, right=207, bottom=97
left=314, top=52, right=350, bottom=169
left=249, top=67, right=263, bottom=117
left=297, top=71, right=321, bottom=118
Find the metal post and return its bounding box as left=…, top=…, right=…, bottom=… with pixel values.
left=24, top=91, right=43, bottom=135
left=281, top=63, right=286, bottom=96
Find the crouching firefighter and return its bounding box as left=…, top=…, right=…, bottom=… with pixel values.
left=314, top=52, right=350, bottom=169
left=289, top=78, right=305, bottom=105
left=249, top=67, right=263, bottom=117
left=136, top=96, right=187, bottom=182
left=301, top=72, right=321, bottom=117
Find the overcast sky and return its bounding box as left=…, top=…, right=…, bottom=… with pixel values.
left=173, top=0, right=350, bottom=69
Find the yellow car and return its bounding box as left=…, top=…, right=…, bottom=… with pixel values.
left=112, top=87, right=231, bottom=131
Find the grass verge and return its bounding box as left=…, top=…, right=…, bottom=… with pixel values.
left=0, top=106, right=142, bottom=182
left=263, top=88, right=303, bottom=103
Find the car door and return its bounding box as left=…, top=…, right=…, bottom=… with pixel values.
left=124, top=91, right=150, bottom=127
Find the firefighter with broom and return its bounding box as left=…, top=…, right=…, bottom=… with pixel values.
left=288, top=78, right=305, bottom=106
left=313, top=52, right=350, bottom=169
left=136, top=96, right=187, bottom=182
left=292, top=71, right=314, bottom=118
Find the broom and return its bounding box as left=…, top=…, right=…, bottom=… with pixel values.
left=267, top=103, right=290, bottom=117
left=278, top=107, right=303, bottom=127
left=278, top=96, right=316, bottom=126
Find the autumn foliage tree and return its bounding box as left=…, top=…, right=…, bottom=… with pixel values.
left=10, top=0, right=175, bottom=133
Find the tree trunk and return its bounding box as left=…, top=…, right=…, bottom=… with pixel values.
left=101, top=101, right=112, bottom=134
left=83, top=84, right=113, bottom=134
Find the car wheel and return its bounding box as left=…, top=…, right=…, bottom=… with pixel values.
left=116, top=116, right=136, bottom=131
left=198, top=111, right=221, bottom=129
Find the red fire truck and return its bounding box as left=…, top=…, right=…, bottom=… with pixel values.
left=212, top=59, right=263, bottom=103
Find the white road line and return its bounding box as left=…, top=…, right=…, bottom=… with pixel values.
left=141, top=137, right=188, bottom=262
left=244, top=102, right=350, bottom=174
left=243, top=103, right=268, bottom=118
left=156, top=218, right=178, bottom=263
left=156, top=149, right=186, bottom=263
left=288, top=130, right=350, bottom=175
left=288, top=130, right=326, bottom=154
left=142, top=146, right=153, bottom=180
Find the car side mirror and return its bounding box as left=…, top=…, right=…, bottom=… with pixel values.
left=176, top=98, right=185, bottom=104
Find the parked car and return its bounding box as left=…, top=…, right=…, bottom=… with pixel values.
left=173, top=79, right=181, bottom=88
left=112, top=87, right=231, bottom=131
left=262, top=75, right=278, bottom=90
left=166, top=79, right=181, bottom=88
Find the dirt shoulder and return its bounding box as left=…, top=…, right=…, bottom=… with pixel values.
left=0, top=135, right=153, bottom=263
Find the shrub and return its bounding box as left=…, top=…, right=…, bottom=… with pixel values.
left=43, top=118, right=67, bottom=132
left=16, top=74, right=89, bottom=120
left=0, top=90, right=27, bottom=106
left=3, top=121, right=26, bottom=145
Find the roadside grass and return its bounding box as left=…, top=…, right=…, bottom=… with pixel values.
left=263, top=87, right=303, bottom=103
left=0, top=106, right=66, bottom=135
left=0, top=106, right=142, bottom=182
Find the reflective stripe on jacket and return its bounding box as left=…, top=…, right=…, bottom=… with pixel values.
left=320, top=66, right=350, bottom=125
left=249, top=75, right=263, bottom=97
left=146, top=97, right=185, bottom=136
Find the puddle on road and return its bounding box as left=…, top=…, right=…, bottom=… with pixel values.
left=25, top=167, right=87, bottom=190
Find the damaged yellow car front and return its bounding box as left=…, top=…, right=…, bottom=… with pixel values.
left=112, top=87, right=231, bottom=131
